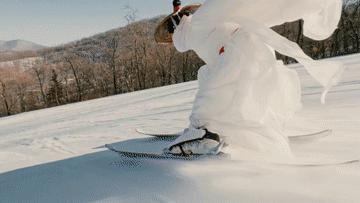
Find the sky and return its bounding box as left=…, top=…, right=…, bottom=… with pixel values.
left=0, top=0, right=203, bottom=46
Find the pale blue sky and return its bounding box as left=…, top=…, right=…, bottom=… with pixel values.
left=0, top=0, right=203, bottom=46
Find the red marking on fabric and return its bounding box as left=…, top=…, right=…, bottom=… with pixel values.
left=219, top=46, right=225, bottom=55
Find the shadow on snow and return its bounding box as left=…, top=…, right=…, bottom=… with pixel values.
left=0, top=138, right=198, bottom=203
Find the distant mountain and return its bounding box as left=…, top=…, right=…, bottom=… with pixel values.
left=0, top=40, right=46, bottom=52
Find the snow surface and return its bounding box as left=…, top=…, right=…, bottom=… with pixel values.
left=1, top=54, right=360, bottom=202
left=0, top=57, right=41, bottom=70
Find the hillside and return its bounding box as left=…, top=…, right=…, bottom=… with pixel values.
left=41, top=16, right=164, bottom=63
left=1, top=54, right=360, bottom=202
left=0, top=39, right=45, bottom=52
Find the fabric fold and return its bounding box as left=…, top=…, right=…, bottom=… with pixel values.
left=239, top=20, right=345, bottom=103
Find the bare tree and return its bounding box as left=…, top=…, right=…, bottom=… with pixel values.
left=65, top=56, right=83, bottom=101
left=15, top=73, right=32, bottom=112
left=47, top=69, right=64, bottom=106
left=32, top=62, right=48, bottom=105
left=123, top=5, right=138, bottom=25
left=0, top=79, right=12, bottom=116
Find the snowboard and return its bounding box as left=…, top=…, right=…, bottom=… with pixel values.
left=107, top=129, right=358, bottom=166
left=154, top=4, right=202, bottom=44
left=136, top=128, right=333, bottom=143
left=105, top=141, right=228, bottom=161
left=106, top=144, right=359, bottom=166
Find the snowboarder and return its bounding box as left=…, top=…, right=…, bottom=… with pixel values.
left=163, top=0, right=344, bottom=157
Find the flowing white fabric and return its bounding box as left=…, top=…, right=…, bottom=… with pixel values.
left=171, top=0, right=344, bottom=157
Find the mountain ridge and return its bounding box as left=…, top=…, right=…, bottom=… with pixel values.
left=0, top=39, right=46, bottom=52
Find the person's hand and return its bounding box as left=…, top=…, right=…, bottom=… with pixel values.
left=179, top=10, right=191, bottom=17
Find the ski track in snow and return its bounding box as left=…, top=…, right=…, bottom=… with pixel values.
left=1, top=54, right=360, bottom=202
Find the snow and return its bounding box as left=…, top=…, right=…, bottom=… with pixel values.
left=1, top=53, right=360, bottom=202
left=0, top=57, right=41, bottom=70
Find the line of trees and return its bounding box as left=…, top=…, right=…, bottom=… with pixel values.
left=0, top=2, right=360, bottom=117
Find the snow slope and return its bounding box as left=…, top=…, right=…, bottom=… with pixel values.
left=1, top=54, right=360, bottom=202
left=0, top=57, right=41, bottom=70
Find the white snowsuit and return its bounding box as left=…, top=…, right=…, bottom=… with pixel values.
left=168, top=0, right=344, bottom=156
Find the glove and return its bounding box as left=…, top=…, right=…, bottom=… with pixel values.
left=179, top=10, right=191, bottom=17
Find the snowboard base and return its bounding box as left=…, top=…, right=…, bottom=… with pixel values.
left=107, top=143, right=359, bottom=166
left=105, top=144, right=228, bottom=160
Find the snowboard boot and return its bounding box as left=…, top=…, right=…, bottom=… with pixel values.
left=164, top=129, right=222, bottom=156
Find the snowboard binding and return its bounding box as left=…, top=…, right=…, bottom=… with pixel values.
left=164, top=129, right=226, bottom=156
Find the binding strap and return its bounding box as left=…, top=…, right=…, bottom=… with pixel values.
left=203, top=129, right=221, bottom=142
left=170, top=14, right=180, bottom=29
left=169, top=129, right=220, bottom=155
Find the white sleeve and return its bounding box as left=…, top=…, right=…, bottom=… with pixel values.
left=172, top=15, right=192, bottom=53
left=193, top=0, right=342, bottom=41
